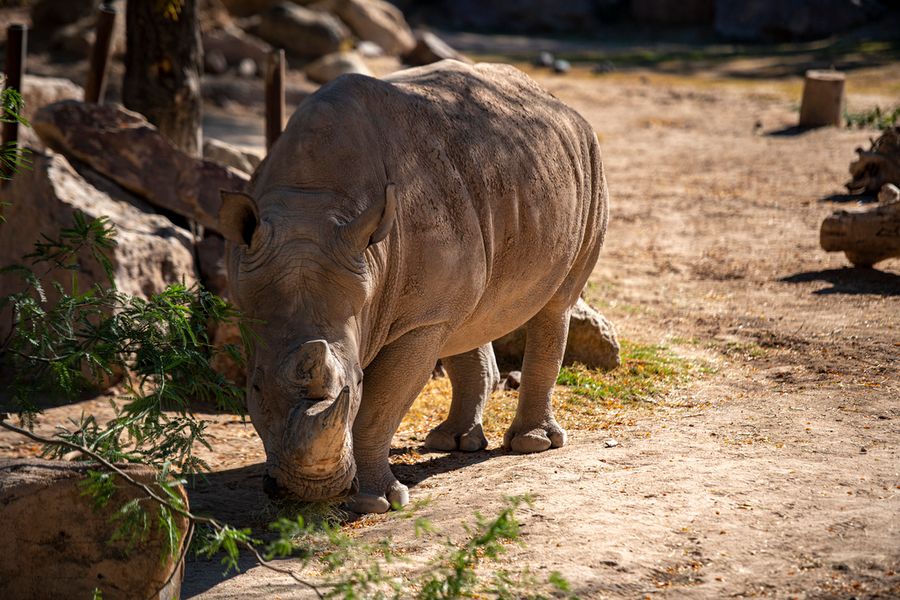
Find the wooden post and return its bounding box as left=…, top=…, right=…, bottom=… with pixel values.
left=265, top=49, right=285, bottom=151
left=2, top=24, right=27, bottom=181
left=84, top=4, right=117, bottom=104
left=799, top=70, right=845, bottom=128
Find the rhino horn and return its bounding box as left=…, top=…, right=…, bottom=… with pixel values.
left=285, top=386, right=352, bottom=470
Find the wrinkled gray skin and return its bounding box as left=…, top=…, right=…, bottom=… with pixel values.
left=219, top=60, right=609, bottom=513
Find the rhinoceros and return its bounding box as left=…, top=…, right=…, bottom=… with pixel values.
left=219, top=60, right=609, bottom=513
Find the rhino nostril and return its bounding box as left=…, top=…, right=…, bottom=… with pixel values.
left=263, top=473, right=286, bottom=498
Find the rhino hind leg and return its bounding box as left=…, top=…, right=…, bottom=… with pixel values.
left=424, top=343, right=499, bottom=452
left=348, top=326, right=447, bottom=514
left=503, top=304, right=570, bottom=453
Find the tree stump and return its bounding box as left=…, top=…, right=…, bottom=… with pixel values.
left=820, top=188, right=900, bottom=267
left=0, top=458, right=188, bottom=600
left=799, top=70, right=845, bottom=128
left=123, top=0, right=202, bottom=156
left=846, top=126, right=900, bottom=195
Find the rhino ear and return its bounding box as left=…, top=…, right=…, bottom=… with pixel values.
left=219, top=190, right=259, bottom=247
left=344, top=184, right=398, bottom=249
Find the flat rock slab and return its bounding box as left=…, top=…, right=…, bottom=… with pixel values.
left=0, top=458, right=188, bottom=600
left=33, top=100, right=248, bottom=233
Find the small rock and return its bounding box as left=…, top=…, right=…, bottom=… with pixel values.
left=536, top=51, right=554, bottom=67
left=592, top=60, right=616, bottom=74
left=859, top=446, right=867, bottom=454
left=553, top=59, right=571, bottom=74
left=304, top=51, right=372, bottom=84
left=204, top=50, right=229, bottom=75
left=356, top=40, right=384, bottom=57
left=203, top=137, right=258, bottom=175
left=878, top=183, right=900, bottom=204
left=237, top=57, right=258, bottom=78
left=604, top=438, right=618, bottom=448
left=504, top=370, right=522, bottom=390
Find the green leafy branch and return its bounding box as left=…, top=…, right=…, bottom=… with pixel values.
left=1, top=212, right=248, bottom=472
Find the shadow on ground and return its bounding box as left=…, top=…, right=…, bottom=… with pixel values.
left=780, top=267, right=900, bottom=296
left=392, top=447, right=504, bottom=487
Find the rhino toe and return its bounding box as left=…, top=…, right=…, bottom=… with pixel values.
left=424, top=423, right=488, bottom=452
left=504, top=420, right=567, bottom=454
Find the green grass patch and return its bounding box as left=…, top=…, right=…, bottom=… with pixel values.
left=845, top=105, right=900, bottom=130
left=557, top=341, right=696, bottom=406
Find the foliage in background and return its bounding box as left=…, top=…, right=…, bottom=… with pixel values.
left=0, top=86, right=31, bottom=195
left=0, top=212, right=247, bottom=473
left=845, top=106, right=900, bottom=130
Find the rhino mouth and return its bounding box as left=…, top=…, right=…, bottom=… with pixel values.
left=270, top=456, right=357, bottom=501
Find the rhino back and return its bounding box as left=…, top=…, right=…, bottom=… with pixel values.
left=255, top=61, right=607, bottom=353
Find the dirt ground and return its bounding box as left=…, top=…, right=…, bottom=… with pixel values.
left=2, top=33, right=899, bottom=599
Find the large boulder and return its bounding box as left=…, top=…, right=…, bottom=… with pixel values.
left=492, top=298, right=620, bottom=371
left=202, top=26, right=273, bottom=72
left=33, top=101, right=248, bottom=233
left=19, top=76, right=85, bottom=151
left=0, top=458, right=188, bottom=600
left=714, top=0, right=885, bottom=41
left=0, top=151, right=198, bottom=304
left=304, top=50, right=372, bottom=83
left=402, top=30, right=470, bottom=66
left=323, top=0, right=416, bottom=56
left=30, top=0, right=96, bottom=29
left=398, top=0, right=622, bottom=34
left=248, top=3, right=350, bottom=58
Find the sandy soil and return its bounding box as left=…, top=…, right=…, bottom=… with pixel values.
left=2, top=39, right=899, bottom=599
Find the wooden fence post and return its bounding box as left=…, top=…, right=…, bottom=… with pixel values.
left=2, top=23, right=27, bottom=182
left=84, top=4, right=118, bottom=104
left=265, top=49, right=285, bottom=151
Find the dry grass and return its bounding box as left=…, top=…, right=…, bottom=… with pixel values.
left=396, top=341, right=701, bottom=448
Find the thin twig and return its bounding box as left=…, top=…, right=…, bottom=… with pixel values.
left=0, top=418, right=324, bottom=599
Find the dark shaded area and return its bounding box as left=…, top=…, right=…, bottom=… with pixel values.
left=780, top=267, right=900, bottom=296
left=765, top=125, right=812, bottom=137
left=391, top=446, right=503, bottom=487
left=819, top=192, right=876, bottom=204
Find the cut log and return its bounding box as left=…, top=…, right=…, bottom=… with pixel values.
left=799, top=70, right=845, bottom=128
left=846, top=126, right=900, bottom=195
left=820, top=193, right=900, bottom=267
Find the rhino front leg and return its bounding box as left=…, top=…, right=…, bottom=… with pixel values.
left=503, top=304, right=570, bottom=453
left=348, top=326, right=447, bottom=514
left=424, top=343, right=500, bottom=452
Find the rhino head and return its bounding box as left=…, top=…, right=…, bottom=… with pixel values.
left=218, top=184, right=397, bottom=501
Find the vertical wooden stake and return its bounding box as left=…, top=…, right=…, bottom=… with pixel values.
left=2, top=23, right=27, bottom=182
left=799, top=70, right=845, bottom=128
left=84, top=5, right=117, bottom=104
left=265, top=49, right=285, bottom=151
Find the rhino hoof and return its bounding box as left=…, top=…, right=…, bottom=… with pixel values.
left=424, top=423, right=488, bottom=452
left=504, top=422, right=567, bottom=454
left=347, top=481, right=409, bottom=514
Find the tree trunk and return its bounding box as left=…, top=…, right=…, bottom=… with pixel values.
left=123, top=0, right=202, bottom=157
left=820, top=197, right=900, bottom=267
